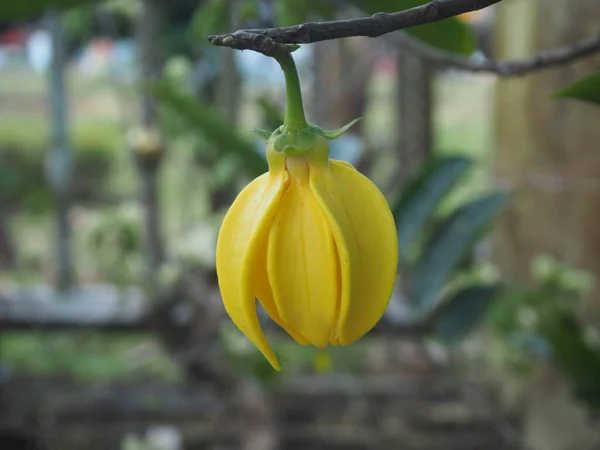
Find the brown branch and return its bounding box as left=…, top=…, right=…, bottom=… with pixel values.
left=208, top=0, right=503, bottom=57
left=389, top=32, right=600, bottom=76
left=207, top=0, right=600, bottom=75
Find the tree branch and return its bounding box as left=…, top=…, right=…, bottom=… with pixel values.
left=207, top=0, right=600, bottom=75
left=388, top=32, right=600, bottom=76
left=208, top=0, right=503, bottom=57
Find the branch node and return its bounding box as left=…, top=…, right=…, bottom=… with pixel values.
left=424, top=2, right=440, bottom=20
left=371, top=12, right=391, bottom=20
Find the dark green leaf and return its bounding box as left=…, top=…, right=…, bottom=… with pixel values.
left=391, top=156, right=472, bottom=257
left=554, top=71, right=600, bottom=106
left=538, top=310, right=600, bottom=411
left=0, top=0, right=99, bottom=20
left=346, top=0, right=476, bottom=54
left=434, top=284, right=501, bottom=344
left=150, top=81, right=267, bottom=177
left=410, top=193, right=509, bottom=313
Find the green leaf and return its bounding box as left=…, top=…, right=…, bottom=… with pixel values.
left=191, top=0, right=232, bottom=43
left=538, top=311, right=600, bottom=411
left=391, top=156, right=472, bottom=257
left=0, top=0, right=99, bottom=20
left=434, top=284, right=501, bottom=344
left=347, top=0, right=476, bottom=54
left=150, top=81, right=267, bottom=177
left=554, top=71, right=600, bottom=106
left=410, top=193, right=509, bottom=313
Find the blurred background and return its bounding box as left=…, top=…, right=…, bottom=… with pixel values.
left=0, top=0, right=600, bottom=449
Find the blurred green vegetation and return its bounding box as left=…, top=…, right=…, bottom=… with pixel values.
left=0, top=64, right=496, bottom=382
left=0, top=118, right=122, bottom=212
left=0, top=332, right=183, bottom=382
left=6, top=0, right=589, bottom=410
left=220, top=324, right=371, bottom=384
left=488, top=255, right=600, bottom=412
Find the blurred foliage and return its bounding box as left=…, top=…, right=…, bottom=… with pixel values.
left=392, top=156, right=472, bottom=253
left=390, top=155, right=508, bottom=338
left=0, top=332, right=182, bottom=382
left=190, top=0, right=335, bottom=40
left=63, top=0, right=139, bottom=46
left=547, top=76, right=600, bottom=410
left=345, top=0, right=476, bottom=54
left=434, top=284, right=501, bottom=344
left=488, top=255, right=600, bottom=412
left=0, top=0, right=495, bottom=384
left=190, top=0, right=232, bottom=42
left=257, top=95, right=285, bottom=132
left=219, top=323, right=368, bottom=384
left=554, top=70, right=600, bottom=106
left=273, top=0, right=335, bottom=26
left=87, top=204, right=144, bottom=286
left=0, top=120, right=119, bottom=213
left=410, top=192, right=507, bottom=312
left=0, top=0, right=98, bottom=21
left=150, top=79, right=267, bottom=177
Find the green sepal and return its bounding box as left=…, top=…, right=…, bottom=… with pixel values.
left=272, top=126, right=319, bottom=155
left=269, top=117, right=361, bottom=156
left=252, top=129, right=274, bottom=140
left=315, top=117, right=361, bottom=140
left=285, top=44, right=301, bottom=53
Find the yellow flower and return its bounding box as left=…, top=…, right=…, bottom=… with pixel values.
left=216, top=134, right=398, bottom=370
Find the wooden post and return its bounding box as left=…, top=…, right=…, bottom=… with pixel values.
left=47, top=9, right=73, bottom=291
left=397, top=52, right=434, bottom=180
left=135, top=0, right=166, bottom=281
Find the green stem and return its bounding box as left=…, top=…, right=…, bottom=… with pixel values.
left=274, top=52, right=308, bottom=132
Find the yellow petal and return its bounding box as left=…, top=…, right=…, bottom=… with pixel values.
left=254, top=246, right=310, bottom=345
left=267, top=170, right=340, bottom=348
left=332, top=159, right=356, bottom=170
left=310, top=160, right=398, bottom=345
left=216, top=171, right=286, bottom=370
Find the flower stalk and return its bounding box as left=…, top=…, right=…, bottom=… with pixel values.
left=274, top=52, right=308, bottom=133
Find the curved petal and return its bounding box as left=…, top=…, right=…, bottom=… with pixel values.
left=216, top=171, right=286, bottom=370
left=310, top=160, right=398, bottom=345
left=267, top=174, right=340, bottom=348
left=254, top=246, right=310, bottom=345
left=331, top=159, right=356, bottom=171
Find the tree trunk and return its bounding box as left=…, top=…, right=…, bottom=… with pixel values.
left=493, top=1, right=600, bottom=448
left=493, top=0, right=600, bottom=310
